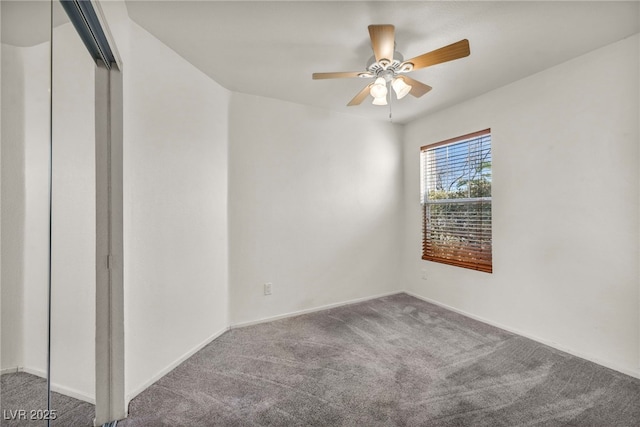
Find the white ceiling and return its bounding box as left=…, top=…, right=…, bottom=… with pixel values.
left=1, top=1, right=70, bottom=47
left=87, top=2, right=640, bottom=123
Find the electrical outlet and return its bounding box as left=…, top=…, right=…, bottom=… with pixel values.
left=264, top=282, right=272, bottom=295
left=421, top=269, right=428, bottom=280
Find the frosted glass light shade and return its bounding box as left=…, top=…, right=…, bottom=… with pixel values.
left=370, top=77, right=388, bottom=98
left=372, top=96, right=388, bottom=106
left=392, top=77, right=412, bottom=99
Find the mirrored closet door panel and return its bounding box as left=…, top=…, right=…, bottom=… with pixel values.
left=1, top=0, right=53, bottom=424
left=2, top=0, right=98, bottom=425
left=49, top=0, right=96, bottom=424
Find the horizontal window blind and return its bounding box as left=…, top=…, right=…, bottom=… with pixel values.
left=421, top=129, right=492, bottom=273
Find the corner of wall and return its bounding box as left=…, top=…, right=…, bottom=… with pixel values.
left=400, top=35, right=640, bottom=377
left=115, top=11, right=232, bottom=403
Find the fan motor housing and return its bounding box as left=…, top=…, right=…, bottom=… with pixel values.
left=365, top=51, right=414, bottom=80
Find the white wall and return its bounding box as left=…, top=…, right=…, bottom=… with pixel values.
left=402, top=34, right=640, bottom=377
left=19, top=40, right=49, bottom=376
left=1, top=43, right=25, bottom=372
left=122, top=20, right=230, bottom=401
left=229, top=94, right=402, bottom=325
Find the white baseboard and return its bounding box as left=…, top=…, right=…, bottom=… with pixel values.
left=125, top=326, right=230, bottom=406
left=19, top=367, right=96, bottom=404
left=230, top=290, right=404, bottom=329
left=404, top=290, right=640, bottom=380
left=1, top=367, right=20, bottom=375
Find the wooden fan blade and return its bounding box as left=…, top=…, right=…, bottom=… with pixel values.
left=368, top=24, right=395, bottom=62
left=312, top=72, right=363, bottom=80
left=397, top=75, right=432, bottom=97
left=403, top=39, right=470, bottom=71
left=347, top=84, right=372, bottom=106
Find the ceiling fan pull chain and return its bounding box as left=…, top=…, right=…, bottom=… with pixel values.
left=388, top=82, right=393, bottom=122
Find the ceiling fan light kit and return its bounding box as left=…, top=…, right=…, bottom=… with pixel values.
left=312, top=24, right=470, bottom=110
left=392, top=77, right=411, bottom=100
left=372, top=96, right=388, bottom=106
left=370, top=77, right=388, bottom=98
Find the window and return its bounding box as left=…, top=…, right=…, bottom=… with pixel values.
left=420, top=129, right=492, bottom=273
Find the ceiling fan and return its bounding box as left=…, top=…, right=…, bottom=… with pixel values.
left=312, top=25, right=470, bottom=107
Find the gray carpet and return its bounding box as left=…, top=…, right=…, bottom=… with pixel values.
left=119, top=293, right=640, bottom=426
left=0, top=371, right=94, bottom=426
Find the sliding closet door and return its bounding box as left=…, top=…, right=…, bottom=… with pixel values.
left=49, top=0, right=97, bottom=424
left=0, top=0, right=52, bottom=423
left=2, top=1, right=121, bottom=424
